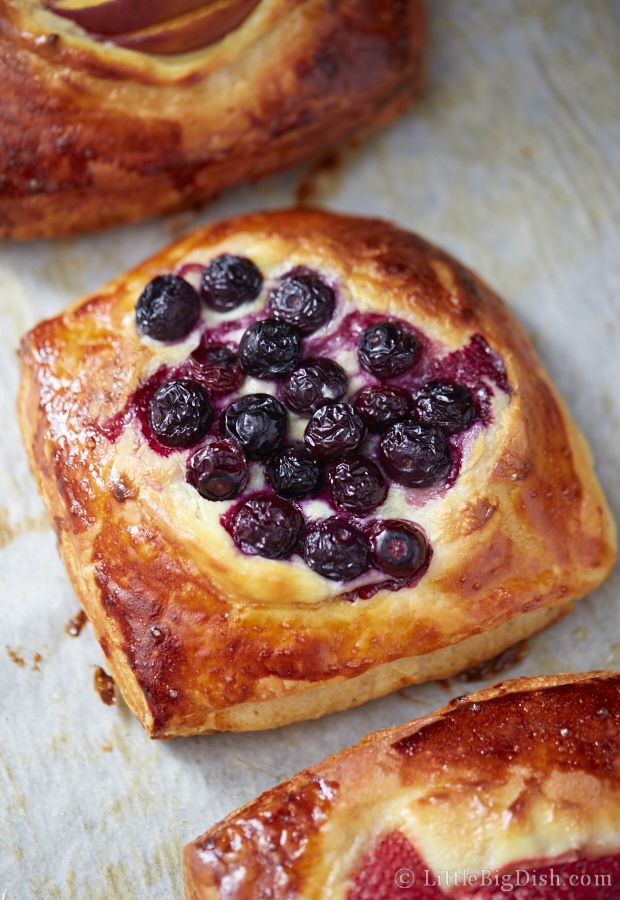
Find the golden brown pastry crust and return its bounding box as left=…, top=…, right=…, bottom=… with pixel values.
left=183, top=672, right=620, bottom=899
left=0, top=0, right=426, bottom=238
left=18, top=210, right=615, bottom=737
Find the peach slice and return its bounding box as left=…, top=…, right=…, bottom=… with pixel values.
left=48, top=0, right=215, bottom=36
left=107, top=0, right=260, bottom=54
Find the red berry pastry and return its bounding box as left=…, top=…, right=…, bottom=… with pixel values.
left=184, top=672, right=620, bottom=898
left=18, top=211, right=615, bottom=737
left=0, top=0, right=426, bottom=238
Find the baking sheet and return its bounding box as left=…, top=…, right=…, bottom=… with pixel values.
left=1, top=1, right=619, bottom=897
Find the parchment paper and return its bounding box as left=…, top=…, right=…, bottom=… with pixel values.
left=1, top=2, right=619, bottom=897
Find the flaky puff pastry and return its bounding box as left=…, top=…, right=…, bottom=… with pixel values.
left=0, top=0, right=425, bottom=238
left=18, top=211, right=615, bottom=737
left=184, top=672, right=620, bottom=899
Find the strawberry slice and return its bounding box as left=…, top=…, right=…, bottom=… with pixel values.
left=348, top=831, right=442, bottom=899
left=463, top=851, right=620, bottom=898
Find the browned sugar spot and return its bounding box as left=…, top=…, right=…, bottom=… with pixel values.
left=459, top=497, right=498, bottom=536
left=111, top=476, right=137, bottom=503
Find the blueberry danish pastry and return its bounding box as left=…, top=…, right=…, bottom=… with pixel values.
left=184, top=672, right=620, bottom=898
left=18, top=211, right=615, bottom=736
left=0, top=0, right=426, bottom=237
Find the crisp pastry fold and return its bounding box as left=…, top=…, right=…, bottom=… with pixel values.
left=18, top=210, right=615, bottom=737
left=184, top=672, right=620, bottom=899
left=0, top=0, right=426, bottom=238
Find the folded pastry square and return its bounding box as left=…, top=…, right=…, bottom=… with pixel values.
left=18, top=211, right=615, bottom=736
left=0, top=0, right=425, bottom=237
left=183, top=672, right=620, bottom=898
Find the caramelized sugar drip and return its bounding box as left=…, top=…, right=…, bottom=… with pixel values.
left=93, top=666, right=116, bottom=705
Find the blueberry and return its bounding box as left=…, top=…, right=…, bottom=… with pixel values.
left=136, top=274, right=200, bottom=342
left=238, top=319, right=301, bottom=378
left=414, top=380, right=476, bottom=434
left=353, top=384, right=411, bottom=432
left=186, top=342, right=244, bottom=394
left=358, top=322, right=419, bottom=378
left=230, top=493, right=303, bottom=559
left=303, top=517, right=370, bottom=581
left=328, top=456, right=387, bottom=516
left=266, top=446, right=323, bottom=500
left=281, top=359, right=348, bottom=416
left=379, top=420, right=451, bottom=487
left=304, top=402, right=367, bottom=458
left=221, top=394, right=287, bottom=459
left=268, top=269, right=335, bottom=335
left=148, top=379, right=212, bottom=448
left=368, top=519, right=428, bottom=577
left=186, top=439, right=248, bottom=501
left=201, top=255, right=263, bottom=311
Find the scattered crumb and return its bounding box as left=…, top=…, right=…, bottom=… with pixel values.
left=520, top=146, right=534, bottom=159
left=6, top=645, right=46, bottom=671
left=65, top=609, right=88, bottom=637
left=94, top=666, right=117, bottom=706
left=101, top=741, right=113, bottom=753
left=6, top=646, right=25, bottom=667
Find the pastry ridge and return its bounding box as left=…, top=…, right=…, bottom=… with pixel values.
left=0, top=0, right=426, bottom=237
left=183, top=671, right=620, bottom=898
left=18, top=210, right=616, bottom=737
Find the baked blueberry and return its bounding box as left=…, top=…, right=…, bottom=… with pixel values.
left=303, top=517, right=370, bottom=581
left=238, top=319, right=301, bottom=378
left=230, top=493, right=303, bottom=559
left=266, top=446, right=323, bottom=500
left=281, top=358, right=348, bottom=416
left=186, top=342, right=244, bottom=394
left=186, top=439, right=248, bottom=501
left=358, top=321, right=419, bottom=378
left=136, top=274, right=200, bottom=342
left=304, top=402, right=367, bottom=458
left=268, top=269, right=335, bottom=335
left=148, top=379, right=212, bottom=448
left=221, top=394, right=287, bottom=459
left=353, top=384, right=411, bottom=432
left=379, top=420, right=451, bottom=487
left=414, top=380, right=476, bottom=434
left=328, top=456, right=387, bottom=516
left=201, top=255, right=263, bottom=311
left=368, top=519, right=428, bottom=577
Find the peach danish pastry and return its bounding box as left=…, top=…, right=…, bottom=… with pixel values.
left=0, top=0, right=426, bottom=237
